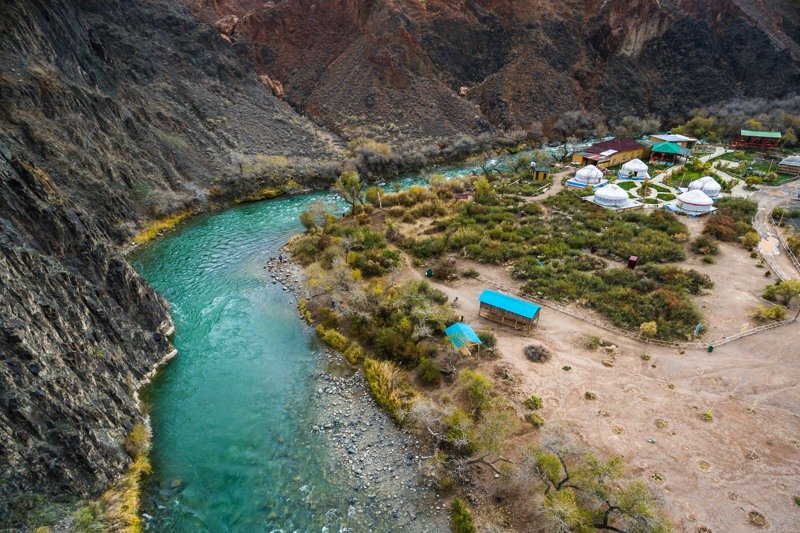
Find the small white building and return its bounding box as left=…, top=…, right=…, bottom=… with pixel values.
left=567, top=165, right=607, bottom=188
left=687, top=176, right=722, bottom=199
left=667, top=189, right=715, bottom=216
left=617, top=159, right=650, bottom=180
left=584, top=183, right=642, bottom=210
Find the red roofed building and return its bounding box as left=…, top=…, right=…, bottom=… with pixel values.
left=572, top=137, right=650, bottom=169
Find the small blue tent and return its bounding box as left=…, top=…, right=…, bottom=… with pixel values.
left=444, top=322, right=482, bottom=349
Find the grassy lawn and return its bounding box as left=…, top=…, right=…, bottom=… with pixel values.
left=664, top=169, right=704, bottom=188
left=762, top=173, right=797, bottom=186
left=657, top=193, right=676, bottom=201
left=642, top=198, right=660, bottom=204
left=617, top=181, right=637, bottom=190
left=650, top=183, right=672, bottom=193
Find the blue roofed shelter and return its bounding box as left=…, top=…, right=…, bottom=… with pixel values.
left=478, top=289, right=541, bottom=331
left=445, top=322, right=482, bottom=351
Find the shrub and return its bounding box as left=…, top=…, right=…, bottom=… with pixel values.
left=584, top=391, right=597, bottom=400
left=741, top=231, right=760, bottom=249
left=691, top=235, right=719, bottom=256
left=702, top=255, right=716, bottom=264
left=363, top=358, right=406, bottom=422
left=639, top=321, right=658, bottom=338
left=524, top=412, right=545, bottom=427
left=702, top=410, right=714, bottom=421
left=431, top=257, right=459, bottom=281
left=124, top=423, right=149, bottom=458
left=476, top=330, right=497, bottom=349
left=763, top=279, right=800, bottom=305
left=316, top=325, right=349, bottom=352
left=581, top=335, right=601, bottom=350
left=524, top=344, right=552, bottom=363
left=450, top=498, right=477, bottom=533
left=523, top=395, right=543, bottom=410
left=444, top=407, right=475, bottom=450
left=460, top=369, right=494, bottom=411
left=417, top=356, right=442, bottom=385
left=461, top=267, right=480, bottom=278
left=752, top=305, right=787, bottom=323
left=343, top=343, right=365, bottom=365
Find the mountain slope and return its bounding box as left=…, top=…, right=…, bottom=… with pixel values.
left=193, top=0, right=800, bottom=139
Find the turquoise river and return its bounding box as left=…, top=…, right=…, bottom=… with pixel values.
left=129, top=146, right=581, bottom=531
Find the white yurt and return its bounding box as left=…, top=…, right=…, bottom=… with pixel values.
left=687, top=175, right=722, bottom=199
left=618, top=159, right=650, bottom=180
left=676, top=189, right=714, bottom=214
left=573, top=165, right=604, bottom=186
left=593, top=183, right=629, bottom=207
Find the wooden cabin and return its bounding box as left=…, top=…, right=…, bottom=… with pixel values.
left=572, top=138, right=649, bottom=169
left=732, top=130, right=782, bottom=150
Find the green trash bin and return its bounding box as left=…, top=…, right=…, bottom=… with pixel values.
left=707, top=345, right=714, bottom=353
left=425, top=268, right=433, bottom=277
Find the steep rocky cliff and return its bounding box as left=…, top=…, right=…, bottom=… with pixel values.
left=0, top=0, right=342, bottom=523
left=192, top=0, right=800, bottom=139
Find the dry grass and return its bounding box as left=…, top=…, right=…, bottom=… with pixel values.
left=133, top=209, right=195, bottom=245
left=239, top=186, right=283, bottom=203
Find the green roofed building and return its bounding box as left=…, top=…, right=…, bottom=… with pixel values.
left=650, top=141, right=691, bottom=163
left=733, top=129, right=782, bottom=150
left=478, top=289, right=541, bottom=331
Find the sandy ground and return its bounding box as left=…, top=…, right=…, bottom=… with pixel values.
left=404, top=253, right=800, bottom=531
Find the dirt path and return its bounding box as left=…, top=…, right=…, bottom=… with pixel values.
left=405, top=259, right=800, bottom=532
left=750, top=182, right=800, bottom=280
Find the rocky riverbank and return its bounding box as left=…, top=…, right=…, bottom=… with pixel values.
left=308, top=361, right=447, bottom=531
left=267, top=249, right=448, bottom=531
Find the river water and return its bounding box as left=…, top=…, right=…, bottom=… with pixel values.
left=128, top=147, right=574, bottom=531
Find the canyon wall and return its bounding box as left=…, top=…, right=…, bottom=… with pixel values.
left=192, top=0, right=800, bottom=140
left=0, top=0, right=340, bottom=522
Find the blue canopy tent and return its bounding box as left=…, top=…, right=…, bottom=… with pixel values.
left=444, top=322, right=482, bottom=350
left=478, top=289, right=541, bottom=331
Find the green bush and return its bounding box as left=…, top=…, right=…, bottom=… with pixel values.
left=525, top=412, right=545, bottom=427
left=363, top=358, right=406, bottom=422
left=691, top=234, right=719, bottom=256
left=343, top=343, right=365, bottom=365
left=316, top=325, right=349, bottom=352
left=476, top=330, right=497, bottom=349
left=763, top=280, right=800, bottom=305
left=450, top=498, right=477, bottom=533
left=417, top=356, right=442, bottom=385
left=523, top=395, right=543, bottom=410
left=460, top=369, right=494, bottom=411
left=752, top=305, right=787, bottom=322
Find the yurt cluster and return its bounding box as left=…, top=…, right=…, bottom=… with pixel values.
left=568, top=151, right=722, bottom=215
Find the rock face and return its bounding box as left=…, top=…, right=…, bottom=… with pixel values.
left=0, top=0, right=341, bottom=523
left=191, top=0, right=800, bottom=138
left=0, top=152, right=171, bottom=509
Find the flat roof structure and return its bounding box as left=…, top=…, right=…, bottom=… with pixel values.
left=651, top=134, right=697, bottom=143
left=739, top=130, right=782, bottom=139
left=478, top=289, right=541, bottom=331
